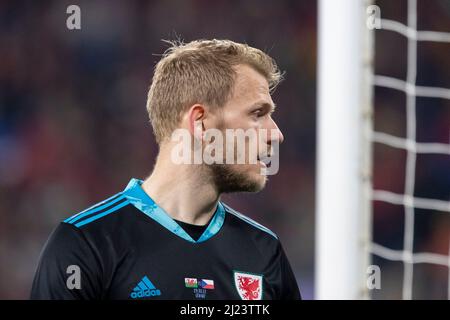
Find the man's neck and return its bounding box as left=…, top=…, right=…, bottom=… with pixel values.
left=141, top=147, right=220, bottom=226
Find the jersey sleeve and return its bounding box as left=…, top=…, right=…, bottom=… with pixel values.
left=278, top=242, right=302, bottom=300
left=265, top=239, right=302, bottom=300
left=30, top=223, right=103, bottom=300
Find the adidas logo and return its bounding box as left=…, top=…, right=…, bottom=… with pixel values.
left=130, top=276, right=162, bottom=299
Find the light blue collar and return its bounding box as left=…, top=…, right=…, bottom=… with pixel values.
left=122, top=178, right=225, bottom=243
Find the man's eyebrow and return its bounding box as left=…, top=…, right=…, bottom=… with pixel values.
left=266, top=101, right=276, bottom=111
left=251, top=101, right=277, bottom=111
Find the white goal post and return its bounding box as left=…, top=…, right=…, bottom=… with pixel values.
left=316, top=0, right=374, bottom=299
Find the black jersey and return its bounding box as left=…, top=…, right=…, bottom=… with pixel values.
left=30, top=178, right=301, bottom=300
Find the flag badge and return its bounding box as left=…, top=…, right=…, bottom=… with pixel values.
left=199, top=279, right=215, bottom=290
left=233, top=271, right=263, bottom=300
left=184, top=278, right=198, bottom=288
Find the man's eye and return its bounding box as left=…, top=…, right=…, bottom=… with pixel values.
left=252, top=109, right=264, bottom=117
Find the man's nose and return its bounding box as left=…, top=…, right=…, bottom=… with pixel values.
left=267, top=117, right=284, bottom=144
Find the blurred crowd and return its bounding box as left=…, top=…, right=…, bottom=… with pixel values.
left=0, top=0, right=448, bottom=299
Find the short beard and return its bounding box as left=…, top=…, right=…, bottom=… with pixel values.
left=204, top=116, right=266, bottom=194
left=208, top=163, right=266, bottom=194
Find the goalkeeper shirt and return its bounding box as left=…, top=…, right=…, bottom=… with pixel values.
left=30, top=178, right=301, bottom=300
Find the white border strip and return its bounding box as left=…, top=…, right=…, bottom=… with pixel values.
left=381, top=19, right=450, bottom=43
left=372, top=132, right=450, bottom=155
left=372, top=190, right=450, bottom=213
left=373, top=75, right=450, bottom=100
left=370, top=243, right=450, bottom=267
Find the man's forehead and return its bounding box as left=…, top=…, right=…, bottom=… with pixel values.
left=233, top=65, right=270, bottom=97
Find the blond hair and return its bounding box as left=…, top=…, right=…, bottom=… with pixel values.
left=146, top=39, right=282, bottom=144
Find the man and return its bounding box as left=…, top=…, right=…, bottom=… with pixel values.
left=31, top=39, right=301, bottom=300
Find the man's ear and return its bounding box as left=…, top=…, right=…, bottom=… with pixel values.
left=188, top=104, right=206, bottom=140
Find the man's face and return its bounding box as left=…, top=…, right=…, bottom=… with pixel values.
left=208, top=64, right=284, bottom=193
